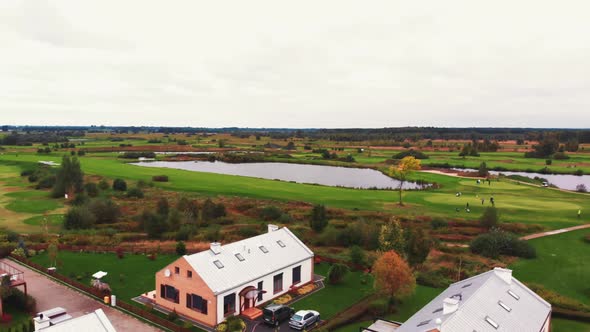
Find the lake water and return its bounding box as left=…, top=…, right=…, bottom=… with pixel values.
left=131, top=161, right=424, bottom=190
left=457, top=168, right=590, bottom=191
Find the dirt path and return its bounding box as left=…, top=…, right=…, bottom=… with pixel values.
left=2, top=258, right=163, bottom=332
left=520, top=223, right=590, bottom=240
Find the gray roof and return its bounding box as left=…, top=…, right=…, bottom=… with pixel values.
left=39, top=309, right=116, bottom=332
left=183, top=226, right=314, bottom=295
left=397, top=268, right=551, bottom=332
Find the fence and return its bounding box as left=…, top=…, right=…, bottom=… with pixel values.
left=27, top=243, right=204, bottom=255
left=9, top=254, right=193, bottom=332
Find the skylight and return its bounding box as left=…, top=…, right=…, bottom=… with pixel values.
left=507, top=290, right=520, bottom=300
left=485, top=316, right=499, bottom=329
left=498, top=300, right=512, bottom=312
left=213, top=260, right=224, bottom=269
left=277, top=240, right=286, bottom=248
left=417, top=320, right=430, bottom=327
left=461, top=283, right=472, bottom=288
left=235, top=253, right=245, bottom=262
left=259, top=246, right=269, bottom=253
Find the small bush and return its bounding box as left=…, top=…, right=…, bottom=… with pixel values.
left=327, top=263, right=349, bottom=284
left=470, top=229, right=536, bottom=259
left=152, top=175, right=169, bottom=182
left=416, top=270, right=453, bottom=288
left=127, top=187, right=144, bottom=198
left=176, top=241, right=186, bottom=256
left=349, top=245, right=366, bottom=267
left=259, top=206, right=283, bottom=221
left=431, top=217, right=448, bottom=229
left=84, top=182, right=99, bottom=197
left=392, top=149, right=429, bottom=160
left=368, top=298, right=389, bottom=316
left=167, top=309, right=179, bottom=321
left=553, top=152, right=570, bottom=160
left=98, top=179, right=109, bottom=190
left=112, top=178, right=127, bottom=191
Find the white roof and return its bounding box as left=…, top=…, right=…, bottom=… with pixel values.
left=397, top=268, right=551, bottom=332
left=39, top=309, right=116, bottom=332
left=183, top=227, right=313, bottom=295
left=92, top=271, right=108, bottom=279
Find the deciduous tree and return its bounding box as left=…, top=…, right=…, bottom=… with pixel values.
left=388, top=156, right=421, bottom=206
left=372, top=251, right=415, bottom=299
left=379, top=217, right=405, bottom=254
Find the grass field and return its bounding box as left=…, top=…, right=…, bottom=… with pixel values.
left=293, top=263, right=374, bottom=319
left=30, top=251, right=178, bottom=301
left=511, top=228, right=590, bottom=306
left=1, top=153, right=588, bottom=230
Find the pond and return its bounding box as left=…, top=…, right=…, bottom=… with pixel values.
left=131, top=161, right=425, bottom=190
left=457, top=168, right=590, bottom=191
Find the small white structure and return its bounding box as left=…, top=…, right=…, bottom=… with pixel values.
left=34, top=308, right=116, bottom=332
left=92, top=271, right=108, bottom=279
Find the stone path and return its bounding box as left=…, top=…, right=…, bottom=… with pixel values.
left=2, top=258, right=163, bottom=332
left=519, top=223, right=590, bottom=240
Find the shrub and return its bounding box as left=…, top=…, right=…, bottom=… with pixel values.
left=112, top=178, right=127, bottom=191
left=527, top=283, right=590, bottom=312
left=127, top=187, right=144, bottom=198
left=367, top=298, right=389, bottom=316
left=470, top=229, right=536, bottom=259
left=4, top=288, right=37, bottom=312
left=431, top=217, right=448, bottom=229
left=36, top=175, right=56, bottom=189
left=310, top=204, right=328, bottom=232
left=152, top=175, right=169, bottom=182
left=202, top=199, right=226, bottom=220
left=84, top=182, right=99, bottom=197
left=176, top=241, right=187, bottom=256
left=553, top=152, right=570, bottom=160
left=157, top=197, right=170, bottom=216
left=480, top=206, right=499, bottom=229
left=88, top=198, right=120, bottom=224
left=64, top=206, right=96, bottom=229
left=392, top=149, right=429, bottom=160
left=141, top=211, right=167, bottom=239
left=327, top=263, right=349, bottom=284
left=416, top=270, right=452, bottom=288
left=349, top=245, right=366, bottom=267
left=576, top=184, right=587, bottom=193
left=167, top=309, right=178, bottom=321
left=226, top=316, right=245, bottom=332
left=259, top=206, right=283, bottom=221
left=116, top=247, right=124, bottom=259
left=98, top=179, right=109, bottom=190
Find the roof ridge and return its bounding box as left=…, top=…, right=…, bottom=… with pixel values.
left=282, top=227, right=314, bottom=256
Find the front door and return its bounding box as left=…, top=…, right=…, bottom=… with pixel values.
left=244, top=298, right=251, bottom=309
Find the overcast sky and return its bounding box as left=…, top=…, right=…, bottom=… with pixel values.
left=1, top=1, right=589, bottom=128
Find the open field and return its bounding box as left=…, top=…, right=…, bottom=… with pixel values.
left=1, top=153, right=589, bottom=231
left=29, top=251, right=178, bottom=301
left=511, top=228, right=590, bottom=306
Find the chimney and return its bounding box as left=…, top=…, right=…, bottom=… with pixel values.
left=268, top=224, right=279, bottom=233
left=34, top=314, right=51, bottom=331
left=443, top=297, right=460, bottom=315
left=493, top=267, right=513, bottom=285
left=210, top=242, right=221, bottom=255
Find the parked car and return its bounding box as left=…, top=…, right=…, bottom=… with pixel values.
left=262, top=304, right=294, bottom=327
left=289, top=310, right=320, bottom=330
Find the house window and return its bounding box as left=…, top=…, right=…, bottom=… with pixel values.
left=174, top=267, right=180, bottom=274
left=292, top=266, right=301, bottom=285
left=223, top=293, right=236, bottom=316
left=273, top=273, right=283, bottom=294
left=187, top=271, right=192, bottom=278
left=257, top=281, right=263, bottom=301
left=186, top=293, right=208, bottom=315
left=160, top=284, right=179, bottom=303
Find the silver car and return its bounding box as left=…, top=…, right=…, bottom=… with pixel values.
left=289, top=310, right=320, bottom=330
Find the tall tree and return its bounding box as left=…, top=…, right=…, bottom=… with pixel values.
left=372, top=251, right=415, bottom=300
left=52, top=155, right=84, bottom=198
left=310, top=204, right=328, bottom=232
left=405, top=228, right=433, bottom=266
left=379, top=217, right=406, bottom=254
left=388, top=156, right=421, bottom=206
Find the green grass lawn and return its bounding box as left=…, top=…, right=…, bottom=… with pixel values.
left=511, top=228, right=590, bottom=306
left=292, top=263, right=374, bottom=319
left=30, top=251, right=178, bottom=301
left=5, top=198, right=61, bottom=214
left=551, top=318, right=590, bottom=332
left=23, top=214, right=64, bottom=231
left=1, top=153, right=589, bottom=230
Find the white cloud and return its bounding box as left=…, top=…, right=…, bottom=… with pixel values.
left=0, top=0, right=589, bottom=127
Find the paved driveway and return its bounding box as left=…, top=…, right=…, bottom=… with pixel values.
left=2, top=258, right=162, bottom=332
left=250, top=316, right=322, bottom=332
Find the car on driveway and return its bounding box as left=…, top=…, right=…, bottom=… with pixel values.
left=262, top=304, right=294, bottom=327
left=289, top=310, right=320, bottom=330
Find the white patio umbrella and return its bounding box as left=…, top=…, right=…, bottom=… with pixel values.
left=92, top=271, right=108, bottom=279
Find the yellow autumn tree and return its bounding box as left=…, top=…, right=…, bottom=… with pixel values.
left=388, top=156, right=421, bottom=206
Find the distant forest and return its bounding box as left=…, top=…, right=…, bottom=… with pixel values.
left=2, top=125, right=590, bottom=144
